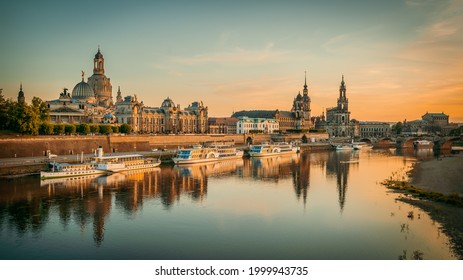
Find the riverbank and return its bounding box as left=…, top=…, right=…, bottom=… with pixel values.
left=382, top=153, right=463, bottom=259
left=410, top=154, right=463, bottom=195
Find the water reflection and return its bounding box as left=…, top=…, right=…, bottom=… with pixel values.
left=0, top=150, right=457, bottom=259
left=0, top=152, right=370, bottom=246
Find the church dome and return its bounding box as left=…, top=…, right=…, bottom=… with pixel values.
left=161, top=97, right=175, bottom=108
left=72, top=80, right=94, bottom=100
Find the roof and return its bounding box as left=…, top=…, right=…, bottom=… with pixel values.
left=232, top=110, right=277, bottom=118
left=423, top=112, right=448, bottom=117
left=50, top=107, right=82, bottom=113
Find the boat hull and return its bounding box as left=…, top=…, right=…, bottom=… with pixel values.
left=249, top=149, right=298, bottom=157
left=41, top=169, right=107, bottom=180
left=97, top=162, right=161, bottom=172
left=173, top=154, right=243, bottom=165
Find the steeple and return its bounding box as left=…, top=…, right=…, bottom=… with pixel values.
left=116, top=86, right=123, bottom=103
left=339, top=74, right=346, bottom=99
left=303, top=71, right=308, bottom=91
left=17, top=83, right=25, bottom=103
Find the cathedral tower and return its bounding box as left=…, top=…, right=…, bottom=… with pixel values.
left=336, top=75, right=349, bottom=124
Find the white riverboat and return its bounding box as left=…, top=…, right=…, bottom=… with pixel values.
left=172, top=143, right=244, bottom=165
left=40, top=162, right=106, bottom=180
left=41, top=147, right=161, bottom=179
left=248, top=142, right=299, bottom=157
left=93, top=148, right=161, bottom=172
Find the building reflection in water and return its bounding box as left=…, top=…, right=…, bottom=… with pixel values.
left=0, top=151, right=360, bottom=246
left=326, top=151, right=359, bottom=211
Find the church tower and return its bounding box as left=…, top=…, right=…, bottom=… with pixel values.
left=87, top=47, right=113, bottom=107
left=17, top=83, right=25, bottom=104
left=336, top=75, right=350, bottom=125
left=302, top=71, right=311, bottom=120
left=291, top=72, right=312, bottom=130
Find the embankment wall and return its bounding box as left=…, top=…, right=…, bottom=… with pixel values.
left=0, top=133, right=328, bottom=158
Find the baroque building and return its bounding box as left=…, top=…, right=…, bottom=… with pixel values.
left=325, top=76, right=358, bottom=137
left=47, top=71, right=110, bottom=124
left=46, top=48, right=209, bottom=134
left=115, top=94, right=208, bottom=133
left=231, top=74, right=312, bottom=133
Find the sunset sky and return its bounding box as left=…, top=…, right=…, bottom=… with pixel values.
left=1, top=0, right=462, bottom=122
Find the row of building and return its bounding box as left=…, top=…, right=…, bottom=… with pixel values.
left=15, top=48, right=458, bottom=137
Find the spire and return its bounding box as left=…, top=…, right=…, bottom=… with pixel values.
left=303, top=71, right=308, bottom=91
left=18, top=82, right=25, bottom=103
left=341, top=74, right=345, bottom=86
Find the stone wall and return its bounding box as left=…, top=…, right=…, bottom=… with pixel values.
left=0, top=132, right=329, bottom=158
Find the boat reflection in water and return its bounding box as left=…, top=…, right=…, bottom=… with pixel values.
left=0, top=149, right=457, bottom=259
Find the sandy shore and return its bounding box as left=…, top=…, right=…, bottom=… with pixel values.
left=411, top=153, right=463, bottom=195
left=405, top=153, right=463, bottom=259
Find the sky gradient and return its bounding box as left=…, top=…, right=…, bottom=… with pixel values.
left=1, top=0, right=462, bottom=122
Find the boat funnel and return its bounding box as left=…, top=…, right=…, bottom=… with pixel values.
left=97, top=147, right=104, bottom=158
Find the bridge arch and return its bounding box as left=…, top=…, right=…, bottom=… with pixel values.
left=440, top=137, right=461, bottom=150
left=359, top=138, right=373, bottom=144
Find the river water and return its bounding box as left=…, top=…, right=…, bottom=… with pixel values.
left=0, top=149, right=457, bottom=259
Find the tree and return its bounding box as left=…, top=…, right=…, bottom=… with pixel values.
left=449, top=126, right=463, bottom=136
left=77, top=123, right=90, bottom=135
left=111, top=125, right=119, bottom=133
left=89, top=124, right=100, bottom=134
left=99, top=124, right=112, bottom=134
left=54, top=123, right=65, bottom=135
left=0, top=91, right=12, bottom=130
left=9, top=102, right=40, bottom=135
left=120, top=123, right=132, bottom=134
left=40, top=122, right=54, bottom=135
left=65, top=124, right=76, bottom=135
left=391, top=122, right=403, bottom=135
left=31, top=96, right=50, bottom=123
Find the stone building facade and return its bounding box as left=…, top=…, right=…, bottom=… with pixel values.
left=236, top=116, right=279, bottom=134
left=359, top=122, right=391, bottom=138
left=208, top=117, right=238, bottom=134
left=115, top=95, right=208, bottom=134
left=46, top=48, right=209, bottom=134
left=231, top=74, right=312, bottom=132
left=325, top=76, right=358, bottom=138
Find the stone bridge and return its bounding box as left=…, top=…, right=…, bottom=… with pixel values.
left=358, top=135, right=463, bottom=149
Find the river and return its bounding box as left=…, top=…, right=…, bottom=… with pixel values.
left=0, top=149, right=457, bottom=259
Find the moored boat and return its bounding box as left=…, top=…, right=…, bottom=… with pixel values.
left=172, top=143, right=244, bottom=165
left=40, top=162, right=106, bottom=180
left=93, top=147, right=161, bottom=172
left=249, top=142, right=299, bottom=157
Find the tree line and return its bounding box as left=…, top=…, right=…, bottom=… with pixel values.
left=0, top=92, right=131, bottom=135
